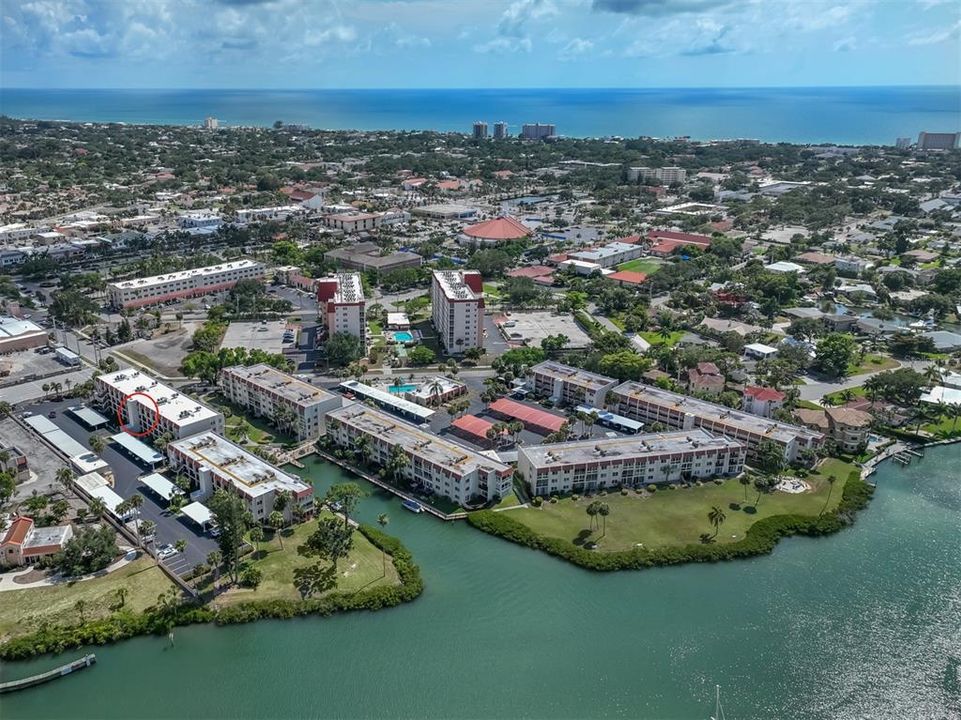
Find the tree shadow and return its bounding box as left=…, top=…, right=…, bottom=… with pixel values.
left=743, top=506, right=757, bottom=515
left=572, top=529, right=592, bottom=546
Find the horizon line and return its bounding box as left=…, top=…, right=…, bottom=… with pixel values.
left=3, top=84, right=960, bottom=92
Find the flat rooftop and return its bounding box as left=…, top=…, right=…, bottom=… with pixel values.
left=111, top=432, right=164, bottom=465
left=222, top=364, right=338, bottom=408
left=498, top=311, right=592, bottom=349
left=611, top=382, right=823, bottom=444
left=108, top=260, right=262, bottom=290
left=522, top=428, right=743, bottom=469
left=339, top=380, right=434, bottom=421
left=531, top=361, right=616, bottom=392
left=328, top=404, right=510, bottom=477
left=333, top=272, right=365, bottom=303
left=0, top=316, right=44, bottom=338
left=97, top=369, right=222, bottom=429
left=433, top=270, right=481, bottom=301
left=169, top=431, right=310, bottom=498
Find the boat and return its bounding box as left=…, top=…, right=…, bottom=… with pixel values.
left=709, top=684, right=726, bottom=720
left=402, top=499, right=424, bottom=513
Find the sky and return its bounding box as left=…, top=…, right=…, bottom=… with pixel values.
left=1, top=0, right=959, bottom=89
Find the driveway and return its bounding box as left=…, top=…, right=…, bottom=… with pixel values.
left=797, top=359, right=931, bottom=403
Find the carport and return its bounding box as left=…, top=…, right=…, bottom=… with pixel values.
left=68, top=405, right=111, bottom=429
left=180, top=501, right=213, bottom=530
left=111, top=432, right=164, bottom=467
left=140, top=472, right=181, bottom=503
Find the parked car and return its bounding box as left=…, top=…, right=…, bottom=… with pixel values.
left=157, top=544, right=178, bottom=560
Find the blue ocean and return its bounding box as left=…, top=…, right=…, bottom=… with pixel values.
left=1, top=86, right=958, bottom=145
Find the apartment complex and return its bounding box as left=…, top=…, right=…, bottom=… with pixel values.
left=431, top=270, right=484, bottom=353
left=493, top=121, right=507, bottom=140
left=609, top=382, right=823, bottom=463
left=166, top=432, right=313, bottom=523
left=94, top=369, right=225, bottom=440
left=219, top=364, right=343, bottom=441
left=106, top=260, right=264, bottom=309
left=518, top=429, right=746, bottom=496
left=521, top=123, right=556, bottom=140
left=917, top=132, right=960, bottom=151
left=317, top=273, right=366, bottom=344
left=325, top=404, right=513, bottom=505
left=530, top=361, right=618, bottom=407
left=472, top=121, right=488, bottom=139
left=627, top=166, right=688, bottom=184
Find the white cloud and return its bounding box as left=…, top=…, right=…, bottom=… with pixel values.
left=559, top=37, right=593, bottom=59
left=907, top=19, right=961, bottom=45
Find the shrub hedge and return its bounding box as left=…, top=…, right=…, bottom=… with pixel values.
left=468, top=471, right=873, bottom=572
left=0, top=524, right=423, bottom=661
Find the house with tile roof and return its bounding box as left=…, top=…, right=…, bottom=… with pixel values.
left=0, top=516, right=74, bottom=568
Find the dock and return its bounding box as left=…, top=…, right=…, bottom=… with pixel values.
left=0, top=654, right=96, bottom=694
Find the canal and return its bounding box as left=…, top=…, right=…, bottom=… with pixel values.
left=3, top=446, right=959, bottom=719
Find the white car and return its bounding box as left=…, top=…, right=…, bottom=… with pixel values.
left=157, top=545, right=179, bottom=560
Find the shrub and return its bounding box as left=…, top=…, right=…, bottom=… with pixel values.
left=532, top=496, right=543, bottom=507
left=571, top=494, right=580, bottom=502
left=549, top=497, right=558, bottom=504
left=621, top=489, right=629, bottom=496
left=647, top=485, right=657, bottom=493
left=240, top=565, right=263, bottom=588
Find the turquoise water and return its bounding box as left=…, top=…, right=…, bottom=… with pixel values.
left=2, top=87, right=959, bottom=144
left=392, top=331, right=414, bottom=342
left=387, top=383, right=417, bottom=393
left=2, top=446, right=959, bottom=719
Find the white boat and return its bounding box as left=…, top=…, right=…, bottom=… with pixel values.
left=402, top=499, right=423, bottom=513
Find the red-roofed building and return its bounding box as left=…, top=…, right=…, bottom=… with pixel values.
left=687, top=363, right=725, bottom=396
left=742, top=385, right=786, bottom=418
left=608, top=270, right=648, bottom=287
left=647, top=230, right=713, bottom=258
left=488, top=398, right=566, bottom=435
left=1, top=516, right=74, bottom=568
left=507, top=265, right=554, bottom=279
left=532, top=274, right=556, bottom=286
left=461, top=215, right=532, bottom=246
left=546, top=253, right=569, bottom=265
left=451, top=415, right=505, bottom=447
left=616, top=235, right=643, bottom=245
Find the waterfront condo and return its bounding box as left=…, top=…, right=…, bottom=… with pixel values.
left=325, top=403, right=513, bottom=506
left=218, top=364, right=344, bottom=441
left=529, top=360, right=619, bottom=408
left=518, top=429, right=745, bottom=496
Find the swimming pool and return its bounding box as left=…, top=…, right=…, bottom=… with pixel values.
left=393, top=331, right=414, bottom=342
left=388, top=384, right=417, bottom=394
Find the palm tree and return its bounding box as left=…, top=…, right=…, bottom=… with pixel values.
left=268, top=510, right=286, bottom=550
left=74, top=599, right=87, bottom=624
left=128, top=494, right=144, bottom=545
left=377, top=513, right=390, bottom=576
left=427, top=379, right=444, bottom=406
left=708, top=505, right=726, bottom=539
left=89, top=497, right=108, bottom=520
left=56, top=467, right=74, bottom=496
left=598, top=502, right=611, bottom=537
left=586, top=501, right=601, bottom=532
left=820, top=475, right=837, bottom=516
left=249, top=526, right=265, bottom=556
left=89, top=434, right=106, bottom=454
left=174, top=539, right=187, bottom=554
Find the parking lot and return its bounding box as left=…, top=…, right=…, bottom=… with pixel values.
left=220, top=319, right=295, bottom=353
left=495, top=311, right=593, bottom=349
left=21, top=398, right=218, bottom=575
left=0, top=415, right=69, bottom=501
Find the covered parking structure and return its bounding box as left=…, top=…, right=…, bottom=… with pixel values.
left=140, top=472, right=181, bottom=503
left=488, top=398, right=566, bottom=436
left=110, top=432, right=164, bottom=468
left=180, top=501, right=213, bottom=531
left=67, top=405, right=111, bottom=430
left=339, top=380, right=435, bottom=424
left=89, top=485, right=134, bottom=521
left=24, top=414, right=89, bottom=457
left=575, top=404, right=644, bottom=434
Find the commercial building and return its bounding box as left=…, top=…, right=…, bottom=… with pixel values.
left=94, top=369, right=224, bottom=440
left=235, top=206, right=304, bottom=223
left=627, top=166, right=688, bottom=184
left=472, top=121, right=488, bottom=139
left=609, top=382, right=823, bottom=463
left=917, top=132, right=960, bottom=151
left=219, top=364, right=343, bottom=441
left=322, top=212, right=383, bottom=233
left=518, top=429, right=745, bottom=496
left=0, top=316, right=47, bottom=353
left=646, top=229, right=712, bottom=257
left=106, top=260, right=265, bottom=309
left=460, top=215, right=532, bottom=246
left=530, top=361, right=618, bottom=408
left=325, top=404, right=513, bottom=505
left=431, top=270, right=484, bottom=353
left=521, top=123, right=556, bottom=140
left=568, top=241, right=643, bottom=268
left=324, top=241, right=422, bottom=273
left=167, top=432, right=313, bottom=523
left=0, top=516, right=74, bottom=568
left=316, top=273, right=366, bottom=344
left=493, top=122, right=508, bottom=140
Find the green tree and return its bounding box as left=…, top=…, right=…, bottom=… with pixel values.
left=208, top=490, right=253, bottom=585
left=298, top=516, right=353, bottom=573
left=708, top=505, right=727, bottom=539
left=408, top=345, right=437, bottom=365
left=755, top=440, right=786, bottom=475
left=326, top=332, right=365, bottom=367
left=377, top=513, right=390, bottom=576
left=326, top=482, right=366, bottom=531
left=814, top=333, right=856, bottom=378
left=267, top=510, right=286, bottom=550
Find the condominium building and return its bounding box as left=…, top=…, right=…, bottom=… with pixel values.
left=530, top=361, right=618, bottom=407
left=741, top=386, right=786, bottom=419
left=609, top=382, right=822, bottom=463
left=518, top=429, right=746, bottom=496
left=322, top=212, right=383, bottom=233
left=94, top=369, right=225, bottom=440
left=472, top=121, right=488, bottom=140
left=166, top=432, right=313, bottom=523
left=627, top=166, right=688, bottom=184
left=493, top=122, right=507, bottom=140
left=326, top=404, right=513, bottom=505
left=521, top=123, right=556, bottom=140
left=431, top=270, right=484, bottom=353
left=316, top=273, right=366, bottom=344
left=106, top=260, right=264, bottom=309
left=219, top=364, right=343, bottom=441
left=917, top=132, right=960, bottom=151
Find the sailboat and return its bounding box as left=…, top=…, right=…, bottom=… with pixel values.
left=709, top=685, right=726, bottom=720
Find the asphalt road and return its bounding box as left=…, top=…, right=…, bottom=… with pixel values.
left=25, top=398, right=218, bottom=575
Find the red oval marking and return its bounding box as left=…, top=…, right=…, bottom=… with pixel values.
left=117, top=392, right=160, bottom=438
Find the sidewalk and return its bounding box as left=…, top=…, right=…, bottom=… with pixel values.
left=0, top=548, right=140, bottom=593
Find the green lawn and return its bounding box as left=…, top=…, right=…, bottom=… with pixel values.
left=0, top=556, right=176, bottom=642
left=616, top=259, right=662, bottom=275
left=847, top=354, right=898, bottom=376
left=507, top=459, right=856, bottom=553
left=823, top=386, right=866, bottom=406
left=211, top=518, right=399, bottom=607
left=493, top=492, right=521, bottom=510
left=369, top=321, right=383, bottom=335
left=638, top=330, right=685, bottom=347
left=922, top=414, right=961, bottom=438
left=483, top=283, right=503, bottom=298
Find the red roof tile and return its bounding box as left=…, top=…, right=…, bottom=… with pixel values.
left=507, top=265, right=554, bottom=279
left=0, top=516, right=33, bottom=547
left=608, top=270, right=647, bottom=285
left=647, top=229, right=712, bottom=246
left=451, top=415, right=497, bottom=440
left=744, top=385, right=786, bottom=402
left=463, top=215, right=532, bottom=241
left=489, top=399, right=565, bottom=433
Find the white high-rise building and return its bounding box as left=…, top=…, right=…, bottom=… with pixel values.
left=317, top=273, right=366, bottom=346
left=203, top=116, right=219, bottom=130
left=493, top=121, right=507, bottom=140
left=627, top=166, right=688, bottom=184
left=431, top=270, right=484, bottom=353
left=521, top=123, right=555, bottom=140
